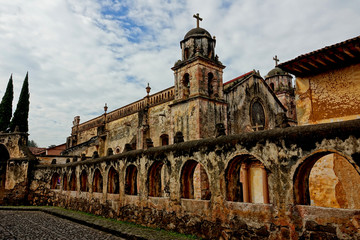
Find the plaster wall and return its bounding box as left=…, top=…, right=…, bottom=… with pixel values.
left=296, top=63, right=360, bottom=125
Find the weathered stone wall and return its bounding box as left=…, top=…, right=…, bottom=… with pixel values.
left=0, top=133, right=34, bottom=205
left=27, top=119, right=360, bottom=239
left=0, top=133, right=30, bottom=159
left=296, top=63, right=360, bottom=125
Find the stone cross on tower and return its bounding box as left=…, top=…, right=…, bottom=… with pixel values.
left=273, top=55, right=279, bottom=66
left=193, top=13, right=202, bottom=28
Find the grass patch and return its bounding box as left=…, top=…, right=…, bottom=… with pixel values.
left=13, top=206, right=200, bottom=239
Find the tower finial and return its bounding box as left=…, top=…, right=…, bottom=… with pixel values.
left=273, top=55, right=279, bottom=66
left=193, top=13, right=203, bottom=28
left=146, top=83, right=151, bottom=96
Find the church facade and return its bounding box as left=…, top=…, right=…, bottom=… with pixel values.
left=63, top=17, right=294, bottom=160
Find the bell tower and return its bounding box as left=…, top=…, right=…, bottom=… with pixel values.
left=171, top=14, right=227, bottom=141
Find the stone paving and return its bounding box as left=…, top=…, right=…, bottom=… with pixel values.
left=0, top=207, right=196, bottom=240
left=0, top=210, right=124, bottom=240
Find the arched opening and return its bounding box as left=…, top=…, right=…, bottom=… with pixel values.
left=225, top=155, right=269, bottom=203
left=69, top=171, right=77, bottom=191
left=63, top=174, right=68, bottom=191
left=270, top=82, right=275, bottom=91
left=92, top=169, right=103, bottom=193
left=160, top=134, right=169, bottom=146
left=295, top=151, right=360, bottom=209
left=125, top=165, right=138, bottom=195
left=182, top=73, right=190, bottom=99
left=184, top=48, right=189, bottom=60
left=180, top=160, right=211, bottom=200
left=107, top=167, right=119, bottom=194
left=0, top=144, right=10, bottom=190
left=148, top=161, right=164, bottom=197
left=208, top=72, right=214, bottom=97
left=50, top=173, right=60, bottom=190
left=80, top=170, right=88, bottom=192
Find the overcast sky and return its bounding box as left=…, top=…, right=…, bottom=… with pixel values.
left=0, top=0, right=359, bottom=147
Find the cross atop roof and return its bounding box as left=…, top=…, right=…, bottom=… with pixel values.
left=273, top=55, right=279, bottom=66
left=193, top=13, right=203, bottom=28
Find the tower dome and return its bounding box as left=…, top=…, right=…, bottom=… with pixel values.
left=265, top=66, right=290, bottom=79
left=184, top=27, right=212, bottom=40
left=178, top=13, right=216, bottom=62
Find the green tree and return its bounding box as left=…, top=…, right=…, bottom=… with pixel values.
left=10, top=72, right=30, bottom=133
left=0, top=75, right=14, bottom=132
left=27, top=139, right=38, bottom=147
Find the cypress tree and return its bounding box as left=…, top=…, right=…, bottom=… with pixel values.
left=10, top=72, right=30, bottom=133
left=0, top=75, right=14, bottom=132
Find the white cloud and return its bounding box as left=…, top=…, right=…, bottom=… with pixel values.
left=0, top=0, right=359, bottom=147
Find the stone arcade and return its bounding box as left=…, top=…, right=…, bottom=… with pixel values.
left=1, top=15, right=360, bottom=239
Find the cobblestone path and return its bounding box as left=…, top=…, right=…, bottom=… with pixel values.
left=0, top=210, right=124, bottom=240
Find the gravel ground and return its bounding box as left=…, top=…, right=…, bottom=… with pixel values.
left=0, top=210, right=124, bottom=240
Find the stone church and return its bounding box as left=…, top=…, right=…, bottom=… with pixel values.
left=2, top=14, right=360, bottom=240
left=63, top=15, right=295, bottom=159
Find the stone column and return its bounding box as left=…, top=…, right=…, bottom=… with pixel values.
left=241, top=163, right=250, bottom=202
left=261, top=166, right=269, bottom=204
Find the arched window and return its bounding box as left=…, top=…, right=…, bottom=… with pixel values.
left=270, top=82, right=275, bottom=91
left=184, top=48, right=189, bottom=60
left=208, top=72, right=214, bottom=96
left=160, top=134, right=169, bottom=146
left=148, top=162, right=164, bottom=197
left=182, top=73, right=190, bottom=99
left=92, top=169, right=103, bottom=193
left=63, top=174, right=68, bottom=191
left=107, top=167, right=119, bottom=194
left=80, top=170, right=88, bottom=192
left=50, top=173, right=60, bottom=190
left=250, top=100, right=266, bottom=131
left=295, top=152, right=360, bottom=209
left=180, top=160, right=211, bottom=200
left=69, top=171, right=77, bottom=191
left=225, top=155, right=269, bottom=203
left=125, top=165, right=138, bottom=195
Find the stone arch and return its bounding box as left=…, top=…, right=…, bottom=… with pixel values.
left=180, top=160, right=211, bottom=200
left=80, top=169, right=88, bottom=192
left=125, top=165, right=138, bottom=195
left=62, top=173, right=68, bottom=191
left=69, top=170, right=77, bottom=191
left=107, top=166, right=119, bottom=194
left=293, top=150, right=360, bottom=208
left=0, top=144, right=10, bottom=190
left=148, top=161, right=164, bottom=197
left=92, top=168, right=103, bottom=193
left=50, top=172, right=60, bottom=190
left=225, top=154, right=269, bottom=203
